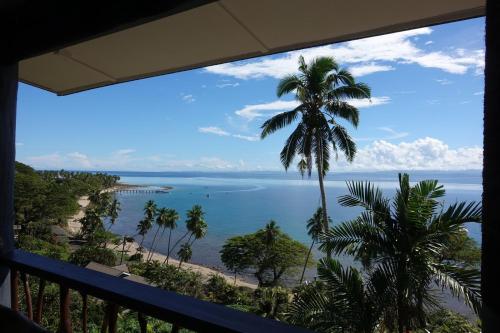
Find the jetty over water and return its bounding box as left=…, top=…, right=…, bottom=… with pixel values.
left=115, top=189, right=170, bottom=194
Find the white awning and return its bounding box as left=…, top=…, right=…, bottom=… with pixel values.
left=19, top=0, right=485, bottom=95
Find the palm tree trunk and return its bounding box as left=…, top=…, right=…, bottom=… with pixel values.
left=166, top=228, right=173, bottom=264
left=164, top=230, right=190, bottom=264
left=316, top=148, right=329, bottom=232
left=147, top=225, right=161, bottom=262
left=300, top=240, right=315, bottom=284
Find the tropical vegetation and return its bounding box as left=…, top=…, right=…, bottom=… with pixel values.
left=289, top=173, right=482, bottom=332
left=260, top=56, right=371, bottom=230
left=220, top=221, right=310, bottom=286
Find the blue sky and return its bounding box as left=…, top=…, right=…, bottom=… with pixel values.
left=16, top=18, right=485, bottom=172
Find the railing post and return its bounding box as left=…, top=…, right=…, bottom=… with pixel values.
left=138, top=313, right=147, bottom=333
left=10, top=269, right=18, bottom=311
left=35, top=278, right=46, bottom=324
left=20, top=272, right=33, bottom=319
left=80, top=292, right=88, bottom=333
left=59, top=285, right=73, bottom=333
left=107, top=303, right=119, bottom=333
left=0, top=62, right=18, bottom=308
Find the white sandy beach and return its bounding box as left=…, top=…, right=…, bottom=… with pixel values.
left=65, top=188, right=257, bottom=289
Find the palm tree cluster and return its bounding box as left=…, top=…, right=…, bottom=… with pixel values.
left=261, top=55, right=370, bottom=231
left=80, top=190, right=121, bottom=244
left=288, top=174, right=482, bottom=333
left=134, top=201, right=207, bottom=267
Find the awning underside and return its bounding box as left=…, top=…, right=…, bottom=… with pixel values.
left=19, top=0, right=485, bottom=95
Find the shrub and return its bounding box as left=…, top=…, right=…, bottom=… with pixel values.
left=69, top=245, right=117, bottom=267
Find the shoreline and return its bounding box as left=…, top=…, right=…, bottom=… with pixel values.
left=65, top=186, right=257, bottom=289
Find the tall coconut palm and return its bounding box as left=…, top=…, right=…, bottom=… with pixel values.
left=263, top=220, right=280, bottom=246
left=177, top=243, right=192, bottom=268
left=164, top=208, right=180, bottom=264
left=185, top=205, right=207, bottom=244
left=147, top=207, right=168, bottom=262
left=144, top=200, right=157, bottom=221
left=261, top=56, right=370, bottom=231
left=320, top=173, right=482, bottom=333
left=106, top=198, right=120, bottom=231
left=167, top=205, right=207, bottom=264
left=299, top=207, right=331, bottom=284
left=136, top=201, right=156, bottom=256
left=136, top=219, right=151, bottom=255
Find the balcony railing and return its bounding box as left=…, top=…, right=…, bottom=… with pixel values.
left=0, top=249, right=311, bottom=333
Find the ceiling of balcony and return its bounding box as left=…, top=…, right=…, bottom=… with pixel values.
left=18, top=0, right=485, bottom=95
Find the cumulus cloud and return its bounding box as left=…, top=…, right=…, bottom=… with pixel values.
left=198, top=126, right=230, bottom=136
left=205, top=27, right=484, bottom=79
left=335, top=137, right=482, bottom=171
left=235, top=97, right=390, bottom=121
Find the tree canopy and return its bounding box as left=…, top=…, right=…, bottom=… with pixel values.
left=221, top=221, right=309, bottom=286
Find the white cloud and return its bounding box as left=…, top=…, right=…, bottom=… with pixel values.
left=474, top=91, right=484, bottom=96
left=181, top=94, right=195, bottom=103
left=198, top=126, right=230, bottom=136
left=335, top=137, right=482, bottom=171
left=15, top=142, right=24, bottom=147
left=216, top=82, right=240, bottom=88
left=26, top=152, right=93, bottom=169
left=235, top=100, right=300, bottom=120
left=232, top=134, right=259, bottom=142
left=349, top=63, right=395, bottom=76
left=234, top=97, right=390, bottom=121
left=435, top=78, right=453, bottom=85
left=347, top=96, right=391, bottom=109
left=425, top=41, right=434, bottom=45
left=199, top=126, right=259, bottom=141
left=205, top=27, right=484, bottom=79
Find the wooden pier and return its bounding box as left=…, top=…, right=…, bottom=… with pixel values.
left=115, top=189, right=170, bottom=194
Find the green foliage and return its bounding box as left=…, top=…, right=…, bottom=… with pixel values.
left=254, top=286, right=289, bottom=320
left=441, top=230, right=481, bottom=267
left=131, top=261, right=204, bottom=298
left=204, top=274, right=239, bottom=304
left=415, top=309, right=480, bottom=333
left=288, top=259, right=384, bottom=333
left=14, top=162, right=119, bottom=227
left=69, top=245, right=117, bottom=267
left=319, top=173, right=482, bottom=332
left=221, top=221, right=309, bottom=286
left=220, top=236, right=254, bottom=281
left=177, top=243, right=193, bottom=267
left=17, top=234, right=70, bottom=260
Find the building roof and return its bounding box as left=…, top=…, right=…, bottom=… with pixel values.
left=18, top=0, right=484, bottom=96
left=85, top=261, right=150, bottom=286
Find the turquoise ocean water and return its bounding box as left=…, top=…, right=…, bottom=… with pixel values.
left=107, top=171, right=482, bottom=274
